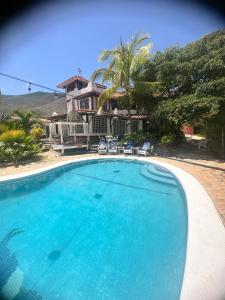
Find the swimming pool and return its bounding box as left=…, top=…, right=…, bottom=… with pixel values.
left=0, top=159, right=187, bottom=300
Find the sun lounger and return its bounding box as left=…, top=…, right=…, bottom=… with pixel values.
left=137, top=142, right=153, bottom=156
left=98, top=141, right=108, bottom=154
left=108, top=141, right=118, bottom=154
left=123, top=141, right=134, bottom=155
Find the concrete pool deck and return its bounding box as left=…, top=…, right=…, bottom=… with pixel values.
left=0, top=154, right=225, bottom=299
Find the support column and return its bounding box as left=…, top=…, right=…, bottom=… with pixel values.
left=49, top=124, right=52, bottom=142
left=127, top=120, right=131, bottom=134
left=139, top=120, right=143, bottom=131
left=73, top=124, right=76, bottom=144
left=89, top=117, right=93, bottom=134
left=107, top=118, right=111, bottom=134
left=59, top=123, right=64, bottom=144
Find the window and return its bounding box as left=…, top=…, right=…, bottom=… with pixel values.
left=131, top=120, right=139, bottom=133
left=112, top=118, right=126, bottom=136
left=92, top=116, right=107, bottom=133
left=67, top=83, right=75, bottom=93
left=79, top=98, right=90, bottom=109
left=77, top=82, right=88, bottom=90
left=110, top=100, right=118, bottom=110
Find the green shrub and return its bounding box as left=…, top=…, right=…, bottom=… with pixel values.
left=0, top=144, right=6, bottom=163
left=160, top=133, right=176, bottom=145
left=121, top=130, right=158, bottom=145
left=0, top=123, right=9, bottom=134
left=0, top=129, right=42, bottom=164
left=0, top=129, right=26, bottom=143
left=31, top=127, right=44, bottom=140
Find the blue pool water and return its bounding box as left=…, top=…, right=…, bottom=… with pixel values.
left=0, top=159, right=187, bottom=300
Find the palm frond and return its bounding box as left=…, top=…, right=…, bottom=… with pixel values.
left=130, top=43, right=152, bottom=75
left=97, top=86, right=118, bottom=108
left=134, top=81, right=161, bottom=95
left=129, top=33, right=150, bottom=52
left=91, top=68, right=115, bottom=83
left=98, top=49, right=120, bottom=63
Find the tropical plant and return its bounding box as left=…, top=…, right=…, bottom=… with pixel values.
left=120, top=130, right=158, bottom=145
left=12, top=110, right=43, bottom=133
left=91, top=33, right=160, bottom=115
left=0, top=129, right=42, bottom=164
left=31, top=127, right=44, bottom=140
left=160, top=134, right=176, bottom=145
left=0, top=129, right=26, bottom=143
left=0, top=123, right=9, bottom=134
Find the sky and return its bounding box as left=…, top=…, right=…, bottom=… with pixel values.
left=0, top=0, right=224, bottom=95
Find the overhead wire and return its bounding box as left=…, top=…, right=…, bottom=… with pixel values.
left=0, top=72, right=77, bottom=98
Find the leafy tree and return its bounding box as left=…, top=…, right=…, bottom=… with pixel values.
left=91, top=33, right=159, bottom=116
left=144, top=29, right=225, bottom=157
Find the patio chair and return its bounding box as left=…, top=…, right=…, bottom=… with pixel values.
left=98, top=141, right=108, bottom=155
left=108, top=140, right=118, bottom=154
left=112, top=136, right=118, bottom=142
left=198, top=139, right=209, bottom=150
left=105, top=135, right=113, bottom=143
left=99, top=136, right=106, bottom=143
left=123, top=141, right=134, bottom=155
left=137, top=142, right=154, bottom=156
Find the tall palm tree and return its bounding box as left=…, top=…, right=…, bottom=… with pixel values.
left=91, top=33, right=159, bottom=116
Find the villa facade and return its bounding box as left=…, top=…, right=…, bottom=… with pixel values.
left=45, top=75, right=150, bottom=147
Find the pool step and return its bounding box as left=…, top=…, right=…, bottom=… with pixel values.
left=147, top=165, right=174, bottom=180
left=140, top=165, right=177, bottom=186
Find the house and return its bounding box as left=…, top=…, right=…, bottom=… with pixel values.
left=46, top=75, right=150, bottom=149
left=57, top=75, right=108, bottom=112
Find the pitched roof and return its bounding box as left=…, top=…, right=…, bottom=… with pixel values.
left=57, top=76, right=106, bottom=89
left=57, top=76, right=89, bottom=88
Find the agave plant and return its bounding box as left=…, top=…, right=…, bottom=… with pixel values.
left=91, top=33, right=159, bottom=116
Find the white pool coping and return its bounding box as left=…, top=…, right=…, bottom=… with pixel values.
left=0, top=155, right=225, bottom=300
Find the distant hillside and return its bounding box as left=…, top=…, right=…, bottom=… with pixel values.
left=0, top=92, right=67, bottom=117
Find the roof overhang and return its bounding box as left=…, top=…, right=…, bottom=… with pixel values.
left=57, top=76, right=106, bottom=89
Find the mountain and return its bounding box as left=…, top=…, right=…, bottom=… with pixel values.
left=0, top=92, right=67, bottom=117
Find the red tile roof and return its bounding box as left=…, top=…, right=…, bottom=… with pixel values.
left=110, top=92, right=126, bottom=99
left=57, top=76, right=106, bottom=89
left=130, top=115, right=149, bottom=120
left=57, top=76, right=88, bottom=88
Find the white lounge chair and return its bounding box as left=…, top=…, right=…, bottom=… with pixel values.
left=98, top=141, right=108, bottom=154
left=137, top=142, right=153, bottom=156
left=123, top=141, right=134, bottom=155
left=108, top=141, right=118, bottom=154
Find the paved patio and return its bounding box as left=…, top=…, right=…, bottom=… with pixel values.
left=0, top=149, right=225, bottom=226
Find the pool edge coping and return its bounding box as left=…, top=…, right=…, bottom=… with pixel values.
left=0, top=155, right=225, bottom=300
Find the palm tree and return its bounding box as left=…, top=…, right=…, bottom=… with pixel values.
left=91, top=33, right=159, bottom=116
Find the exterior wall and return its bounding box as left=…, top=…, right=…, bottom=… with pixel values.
left=66, top=82, right=105, bottom=101
left=182, top=125, right=194, bottom=135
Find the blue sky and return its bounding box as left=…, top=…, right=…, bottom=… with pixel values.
left=0, top=0, right=224, bottom=95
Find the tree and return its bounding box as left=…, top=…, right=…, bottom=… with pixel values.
left=149, top=29, right=225, bottom=157
left=91, top=33, right=159, bottom=116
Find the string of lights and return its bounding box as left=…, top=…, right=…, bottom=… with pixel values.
left=0, top=72, right=75, bottom=98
